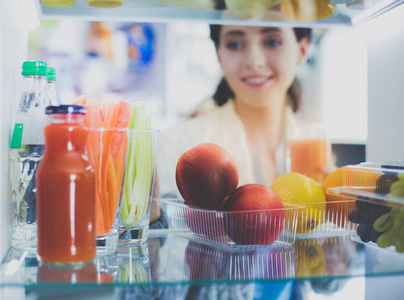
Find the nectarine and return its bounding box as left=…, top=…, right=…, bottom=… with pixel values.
left=223, top=184, right=285, bottom=245
left=176, top=143, right=239, bottom=210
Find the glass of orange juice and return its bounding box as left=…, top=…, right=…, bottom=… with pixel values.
left=287, top=123, right=330, bottom=183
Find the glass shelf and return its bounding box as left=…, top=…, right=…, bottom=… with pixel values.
left=2, top=230, right=404, bottom=292
left=35, top=0, right=404, bottom=27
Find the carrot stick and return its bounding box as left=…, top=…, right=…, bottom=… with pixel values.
left=107, top=153, right=119, bottom=228
left=95, top=188, right=107, bottom=236
left=98, top=103, right=119, bottom=232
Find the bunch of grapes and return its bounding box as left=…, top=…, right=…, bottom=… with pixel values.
left=348, top=174, right=399, bottom=243
left=374, top=173, right=404, bottom=252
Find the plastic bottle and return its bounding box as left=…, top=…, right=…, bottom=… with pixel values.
left=37, top=105, right=96, bottom=266
left=9, top=61, right=51, bottom=251
left=46, top=67, right=59, bottom=106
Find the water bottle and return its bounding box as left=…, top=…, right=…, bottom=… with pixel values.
left=46, top=67, right=59, bottom=106
left=9, top=61, right=51, bottom=251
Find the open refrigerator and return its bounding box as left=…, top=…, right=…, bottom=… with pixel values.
left=1, top=0, right=404, bottom=298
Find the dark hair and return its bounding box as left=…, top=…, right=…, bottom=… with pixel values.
left=210, top=25, right=312, bottom=112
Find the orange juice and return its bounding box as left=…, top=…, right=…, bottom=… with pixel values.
left=289, top=138, right=328, bottom=183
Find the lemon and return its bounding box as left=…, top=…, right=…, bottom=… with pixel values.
left=271, top=173, right=326, bottom=233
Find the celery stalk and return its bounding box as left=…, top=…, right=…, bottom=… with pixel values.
left=122, top=102, right=154, bottom=226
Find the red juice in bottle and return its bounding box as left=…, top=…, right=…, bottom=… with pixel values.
left=37, top=105, right=95, bottom=266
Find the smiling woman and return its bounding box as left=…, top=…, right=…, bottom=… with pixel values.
left=157, top=23, right=312, bottom=198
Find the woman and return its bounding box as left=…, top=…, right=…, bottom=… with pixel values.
left=158, top=25, right=311, bottom=198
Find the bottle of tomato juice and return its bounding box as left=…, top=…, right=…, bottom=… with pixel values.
left=36, top=105, right=96, bottom=266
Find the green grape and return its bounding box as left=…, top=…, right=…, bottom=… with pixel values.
left=388, top=187, right=404, bottom=198
left=377, top=230, right=395, bottom=248
left=390, top=180, right=404, bottom=192
left=373, top=213, right=393, bottom=232
left=389, top=208, right=400, bottom=219
left=393, top=214, right=404, bottom=230
left=395, top=238, right=404, bottom=253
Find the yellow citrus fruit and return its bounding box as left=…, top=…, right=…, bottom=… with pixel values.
left=271, top=173, right=326, bottom=234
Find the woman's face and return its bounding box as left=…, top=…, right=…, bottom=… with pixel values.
left=216, top=26, right=310, bottom=108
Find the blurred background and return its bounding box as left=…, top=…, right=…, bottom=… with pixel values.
left=28, top=20, right=368, bottom=166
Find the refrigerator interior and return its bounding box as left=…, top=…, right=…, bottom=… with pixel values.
left=0, top=1, right=29, bottom=258
left=1, top=0, right=404, bottom=260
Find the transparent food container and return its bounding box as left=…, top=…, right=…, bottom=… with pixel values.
left=163, top=235, right=296, bottom=281
left=327, top=163, right=404, bottom=253
left=155, top=198, right=303, bottom=250
left=294, top=198, right=358, bottom=239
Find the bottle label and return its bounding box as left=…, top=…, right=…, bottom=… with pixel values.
left=11, top=124, right=23, bottom=148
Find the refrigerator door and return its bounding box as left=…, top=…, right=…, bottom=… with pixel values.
left=367, top=4, right=404, bottom=162
left=0, top=1, right=28, bottom=258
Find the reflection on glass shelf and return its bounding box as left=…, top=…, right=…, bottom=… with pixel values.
left=35, top=0, right=404, bottom=26
left=2, top=233, right=404, bottom=288
left=163, top=236, right=296, bottom=281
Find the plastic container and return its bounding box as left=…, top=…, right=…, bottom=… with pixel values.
left=155, top=198, right=302, bottom=250
left=327, top=163, right=404, bottom=252
left=163, top=235, right=295, bottom=281
left=293, top=198, right=358, bottom=239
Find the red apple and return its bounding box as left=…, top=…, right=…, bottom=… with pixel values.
left=184, top=206, right=227, bottom=240
left=224, top=184, right=285, bottom=245
left=176, top=143, right=239, bottom=210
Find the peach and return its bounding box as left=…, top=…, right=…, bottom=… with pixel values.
left=176, top=143, right=239, bottom=210
left=224, top=184, right=285, bottom=245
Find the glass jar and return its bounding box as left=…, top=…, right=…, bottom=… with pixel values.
left=37, top=105, right=96, bottom=266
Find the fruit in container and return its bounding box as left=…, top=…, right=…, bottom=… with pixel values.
left=321, top=167, right=350, bottom=227
left=280, top=0, right=336, bottom=21
left=184, top=206, right=227, bottom=239
left=223, top=184, right=285, bottom=245
left=271, top=173, right=326, bottom=234
left=225, top=0, right=283, bottom=18
left=176, top=143, right=239, bottom=210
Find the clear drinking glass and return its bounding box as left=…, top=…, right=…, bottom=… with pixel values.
left=87, top=127, right=131, bottom=254
left=287, top=122, right=330, bottom=183
left=119, top=129, right=158, bottom=244
left=117, top=243, right=151, bottom=283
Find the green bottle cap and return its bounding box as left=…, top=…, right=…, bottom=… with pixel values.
left=47, top=67, right=56, bottom=81
left=10, top=124, right=23, bottom=148
left=22, top=61, right=48, bottom=76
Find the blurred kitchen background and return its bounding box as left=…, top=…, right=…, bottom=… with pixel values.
left=27, top=20, right=368, bottom=166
